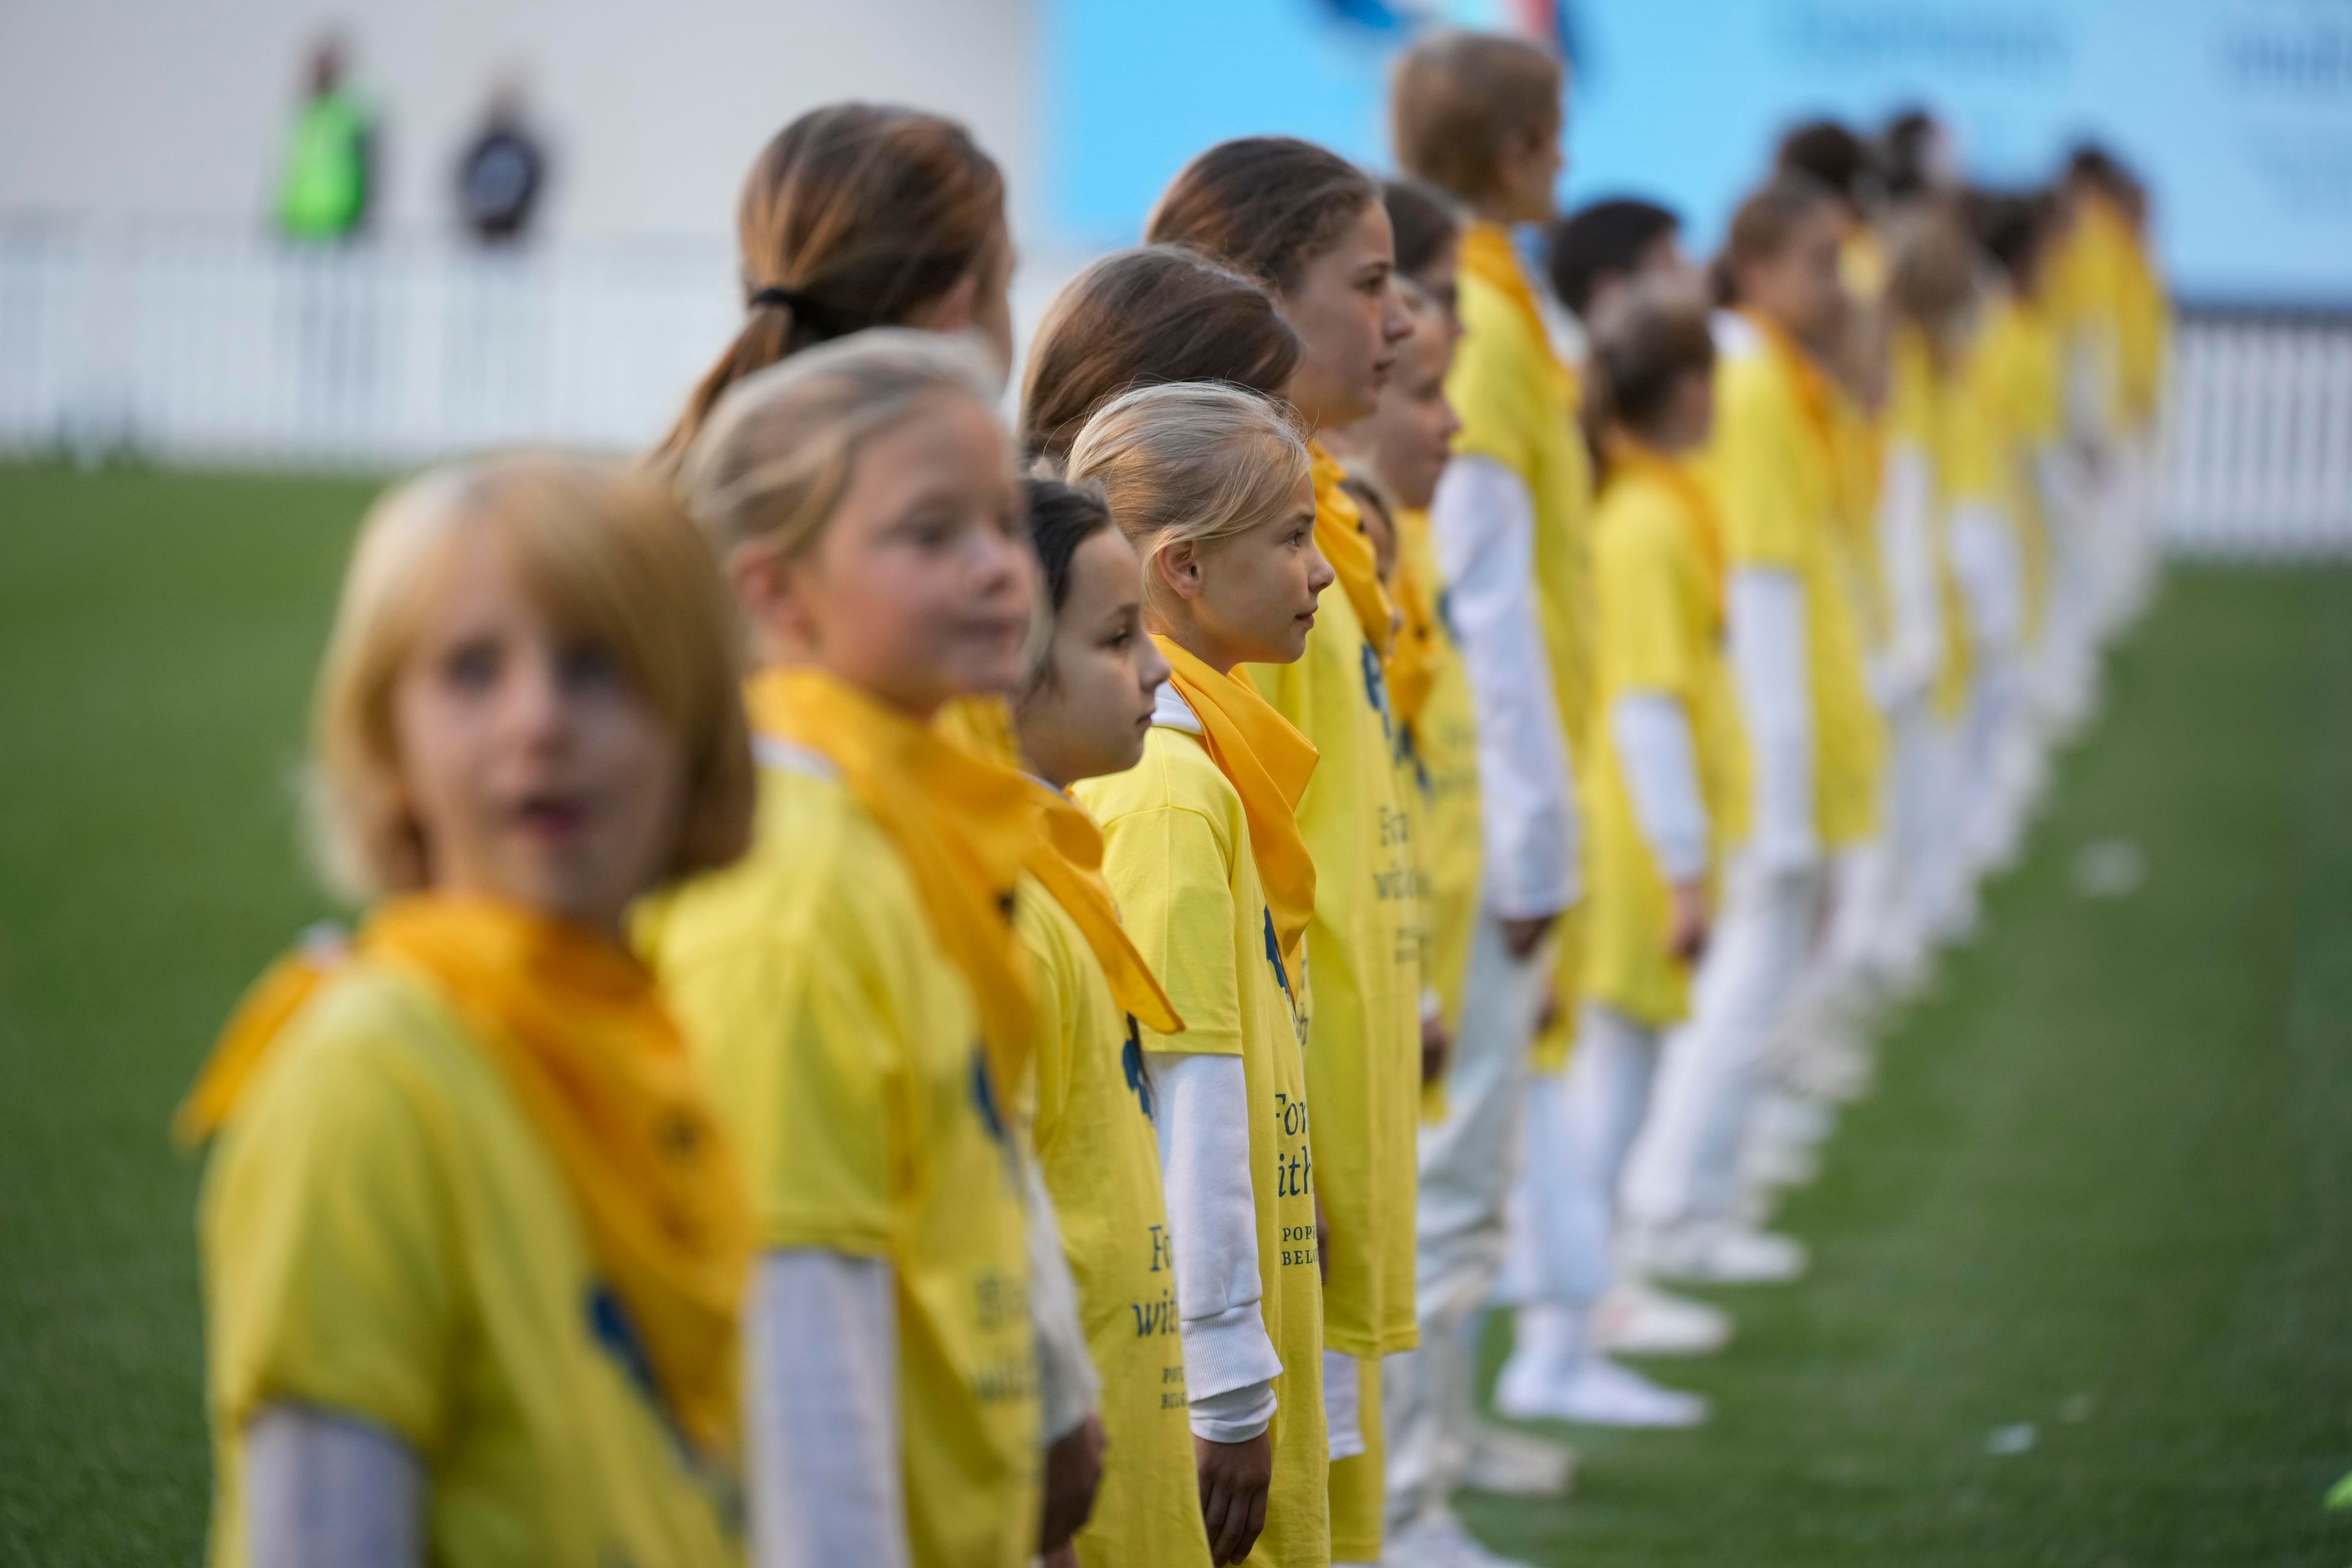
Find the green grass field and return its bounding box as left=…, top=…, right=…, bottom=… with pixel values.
left=2, top=464, right=2348, bottom=1565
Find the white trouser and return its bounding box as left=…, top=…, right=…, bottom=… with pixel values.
left=1623, top=852, right=1822, bottom=1234
left=1562, top=1003, right=1666, bottom=1223
left=1951, top=508, right=2024, bottom=870
left=1385, top=911, right=1549, bottom=1527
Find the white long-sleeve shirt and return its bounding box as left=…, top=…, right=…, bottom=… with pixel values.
left=1429, top=453, right=1580, bottom=918
left=245, top=1405, right=422, bottom=1568
left=1611, top=693, right=1711, bottom=886
left=1875, top=443, right=1943, bottom=708
left=1727, top=567, right=1819, bottom=873
left=1150, top=1050, right=1280, bottom=1442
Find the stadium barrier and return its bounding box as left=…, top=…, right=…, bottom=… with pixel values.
left=2, top=219, right=2346, bottom=557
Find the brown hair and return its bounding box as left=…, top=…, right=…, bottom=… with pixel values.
left=1065, top=382, right=1311, bottom=618
left=1020, top=245, right=1302, bottom=464
left=677, top=330, right=1005, bottom=571
left=1390, top=30, right=1565, bottom=202
left=1712, top=170, right=1839, bottom=307
left=1381, top=177, right=1462, bottom=287
left=311, top=454, right=753, bottom=900
left=1145, top=137, right=1379, bottom=296
left=653, top=104, right=1005, bottom=466
left=1583, top=279, right=1717, bottom=466
left=1884, top=202, right=1978, bottom=334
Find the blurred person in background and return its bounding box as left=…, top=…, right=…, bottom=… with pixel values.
left=456, top=74, right=549, bottom=246
left=276, top=34, right=375, bottom=243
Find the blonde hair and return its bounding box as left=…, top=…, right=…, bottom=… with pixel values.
left=1391, top=31, right=1564, bottom=202
left=311, top=453, right=754, bottom=901
left=676, top=328, right=1005, bottom=568
left=1063, top=382, right=1310, bottom=614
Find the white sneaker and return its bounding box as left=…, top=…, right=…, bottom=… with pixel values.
left=1639, top=1220, right=1809, bottom=1284
left=1497, top=1354, right=1709, bottom=1428
left=1589, top=1281, right=1732, bottom=1357
left=1460, top=1417, right=1576, bottom=1496
left=1384, top=1510, right=1537, bottom=1567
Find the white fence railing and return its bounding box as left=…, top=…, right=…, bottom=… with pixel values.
left=2, top=220, right=2348, bottom=557
left=2161, top=306, right=2352, bottom=560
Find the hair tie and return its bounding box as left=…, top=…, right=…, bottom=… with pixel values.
left=746, top=284, right=865, bottom=342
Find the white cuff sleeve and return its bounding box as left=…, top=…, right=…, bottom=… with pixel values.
left=1430, top=454, right=1580, bottom=916
left=1875, top=443, right=1942, bottom=704
left=245, top=1405, right=423, bottom=1568
left=1727, top=566, right=1819, bottom=872
left=1189, top=1377, right=1276, bottom=1444
left=750, top=1251, right=911, bottom=1568
left=1150, top=1052, right=1283, bottom=1412
left=1025, top=1156, right=1101, bottom=1444
left=1322, top=1349, right=1365, bottom=1461
left=1611, top=693, right=1710, bottom=885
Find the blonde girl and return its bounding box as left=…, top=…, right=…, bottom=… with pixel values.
left=1067, top=382, right=1334, bottom=1568
left=181, top=455, right=756, bottom=1568
left=654, top=101, right=1013, bottom=466
left=1005, top=477, right=1214, bottom=1568
left=1147, top=136, right=1419, bottom=1567
left=652, top=332, right=1061, bottom=1568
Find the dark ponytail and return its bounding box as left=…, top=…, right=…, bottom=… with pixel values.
left=653, top=103, right=1005, bottom=469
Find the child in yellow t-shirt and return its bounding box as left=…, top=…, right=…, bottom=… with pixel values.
left=183, top=455, right=757, bottom=1568
left=1069, top=382, right=1335, bottom=1568
left=1008, top=477, right=1213, bottom=1568
left=1621, top=174, right=1876, bottom=1284
left=651, top=333, right=1066, bottom=1568
left=1148, top=134, right=1422, bottom=1565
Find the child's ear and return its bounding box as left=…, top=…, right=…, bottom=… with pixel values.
left=730, top=540, right=820, bottom=651
left=1155, top=538, right=1206, bottom=605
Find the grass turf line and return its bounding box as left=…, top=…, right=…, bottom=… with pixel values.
left=1, top=465, right=2348, bottom=1562
left=1464, top=567, right=2352, bottom=1566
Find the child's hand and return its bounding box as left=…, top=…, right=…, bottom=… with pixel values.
left=1315, top=1195, right=1331, bottom=1283
left=1668, top=881, right=1711, bottom=965
left=1194, top=1431, right=1273, bottom=1564
left=1038, top=1410, right=1106, bottom=1553
left=1499, top=913, right=1556, bottom=960
left=1420, top=1011, right=1452, bottom=1085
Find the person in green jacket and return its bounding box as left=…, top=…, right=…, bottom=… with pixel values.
left=277, top=37, right=374, bottom=241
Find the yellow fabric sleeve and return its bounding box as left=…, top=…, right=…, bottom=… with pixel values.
left=1597, top=496, right=1697, bottom=701
left=1096, top=804, right=1246, bottom=1058
left=204, top=1027, right=458, bottom=1451
left=1713, top=368, right=1808, bottom=569
left=675, top=927, right=897, bottom=1257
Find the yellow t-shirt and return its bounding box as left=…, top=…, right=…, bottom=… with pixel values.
left=1394, top=507, right=1482, bottom=1044
left=1975, top=295, right=2062, bottom=646
left=198, top=962, right=739, bottom=1568
left=1705, top=323, right=1883, bottom=848
left=1890, top=327, right=1981, bottom=723
left=644, top=750, right=1041, bottom=1568
left=1075, top=725, right=1330, bottom=1568
left=1016, top=875, right=1213, bottom=1568
left=1450, top=225, right=1596, bottom=1074
left=1245, top=508, right=1420, bottom=1361
left=1583, top=467, right=1746, bottom=1028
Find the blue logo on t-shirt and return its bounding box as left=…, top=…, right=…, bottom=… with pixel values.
left=970, top=1047, right=1008, bottom=1145
left=1262, top=907, right=1292, bottom=1000
left=1121, top=1014, right=1156, bottom=1123
left=1359, top=639, right=1393, bottom=742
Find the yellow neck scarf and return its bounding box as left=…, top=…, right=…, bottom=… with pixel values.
left=1310, top=443, right=1396, bottom=660
left=1607, top=439, right=1727, bottom=636
left=1459, top=221, right=1580, bottom=402
left=1153, top=635, right=1319, bottom=973
left=747, top=668, right=1041, bottom=1091
left=1025, top=782, right=1183, bottom=1035
left=177, top=895, right=753, bottom=1459
left=1386, top=508, right=1441, bottom=727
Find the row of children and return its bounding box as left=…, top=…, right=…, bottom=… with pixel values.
left=176, top=26, right=2170, bottom=1568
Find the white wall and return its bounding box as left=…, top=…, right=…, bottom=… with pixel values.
left=0, top=0, right=1044, bottom=244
